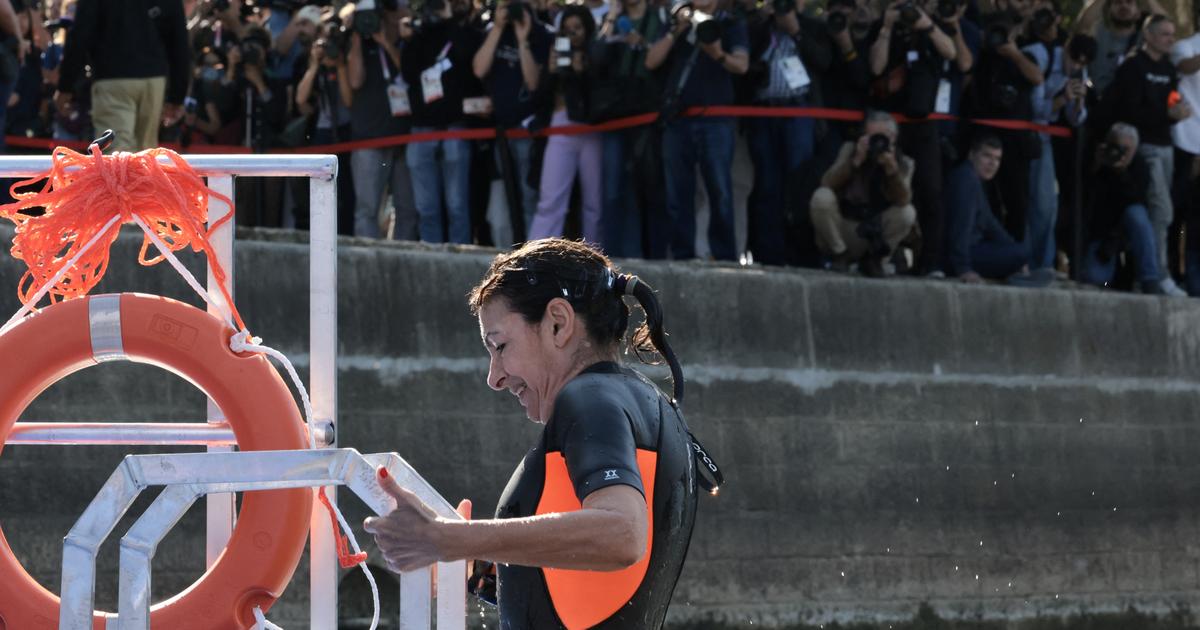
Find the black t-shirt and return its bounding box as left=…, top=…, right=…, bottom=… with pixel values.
left=867, top=21, right=945, bottom=117
left=350, top=39, right=410, bottom=140
left=660, top=11, right=749, bottom=109
left=1109, top=49, right=1179, bottom=147
left=400, top=21, right=486, bottom=128
left=493, top=361, right=698, bottom=630
left=484, top=23, right=552, bottom=127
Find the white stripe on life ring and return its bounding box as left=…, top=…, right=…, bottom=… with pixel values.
left=88, top=294, right=126, bottom=362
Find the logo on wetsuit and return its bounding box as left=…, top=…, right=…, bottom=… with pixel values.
left=603, top=470, right=620, bottom=481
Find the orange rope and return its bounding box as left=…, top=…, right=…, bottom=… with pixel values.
left=317, top=487, right=369, bottom=569
left=0, top=144, right=245, bottom=331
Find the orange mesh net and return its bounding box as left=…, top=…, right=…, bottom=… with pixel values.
left=0, top=144, right=245, bottom=331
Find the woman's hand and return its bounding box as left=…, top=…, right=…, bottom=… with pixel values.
left=365, top=469, right=467, bottom=574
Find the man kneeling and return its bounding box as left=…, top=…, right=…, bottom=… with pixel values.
left=810, top=110, right=917, bottom=277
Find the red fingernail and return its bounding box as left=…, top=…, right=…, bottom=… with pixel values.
left=378, top=466, right=389, bottom=479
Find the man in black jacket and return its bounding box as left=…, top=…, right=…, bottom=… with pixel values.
left=1108, top=13, right=1191, bottom=286
left=55, top=0, right=190, bottom=152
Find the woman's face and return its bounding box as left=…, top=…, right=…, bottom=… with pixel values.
left=479, top=298, right=557, bottom=424
left=562, top=15, right=586, bottom=46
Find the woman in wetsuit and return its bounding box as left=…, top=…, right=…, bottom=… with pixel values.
left=365, top=238, right=720, bottom=629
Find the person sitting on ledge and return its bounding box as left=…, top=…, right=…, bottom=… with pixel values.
left=943, top=133, right=1047, bottom=285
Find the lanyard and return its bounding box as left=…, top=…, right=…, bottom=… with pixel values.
left=379, top=46, right=392, bottom=81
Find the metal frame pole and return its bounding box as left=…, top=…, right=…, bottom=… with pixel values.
left=205, top=175, right=236, bottom=569
left=309, top=170, right=339, bottom=628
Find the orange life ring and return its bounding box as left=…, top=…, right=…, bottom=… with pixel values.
left=0, top=292, right=313, bottom=630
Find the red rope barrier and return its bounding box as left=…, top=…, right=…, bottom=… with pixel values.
left=4, top=106, right=1071, bottom=156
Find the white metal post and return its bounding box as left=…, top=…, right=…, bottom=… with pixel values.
left=205, top=175, right=236, bottom=568
left=309, top=174, right=339, bottom=628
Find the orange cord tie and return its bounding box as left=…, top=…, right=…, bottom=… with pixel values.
left=317, top=487, right=369, bottom=569
left=0, top=144, right=244, bottom=330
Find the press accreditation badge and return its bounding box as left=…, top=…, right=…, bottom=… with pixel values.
left=934, top=78, right=951, bottom=114
left=780, top=55, right=810, bottom=90
left=387, top=83, right=411, bottom=116
left=421, top=58, right=452, bottom=104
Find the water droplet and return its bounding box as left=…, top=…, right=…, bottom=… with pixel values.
left=975, top=420, right=979, bottom=426
left=955, top=565, right=959, bottom=571
left=840, top=571, right=845, bottom=577
left=1113, top=507, right=1118, bottom=511
left=946, top=465, right=951, bottom=471
left=915, top=497, right=920, bottom=503
left=1057, top=511, right=1061, bottom=516
left=1079, top=417, right=1084, bottom=423
left=993, top=480, right=998, bottom=486
left=975, top=574, right=979, bottom=580
left=979, top=540, right=984, bottom=546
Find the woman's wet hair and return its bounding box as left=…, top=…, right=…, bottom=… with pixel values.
left=468, top=239, right=686, bottom=401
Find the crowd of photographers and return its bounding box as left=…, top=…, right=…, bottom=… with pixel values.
left=2, top=0, right=1200, bottom=295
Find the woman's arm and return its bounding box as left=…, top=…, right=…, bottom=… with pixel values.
left=367, top=474, right=649, bottom=573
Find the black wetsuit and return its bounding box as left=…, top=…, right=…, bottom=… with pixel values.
left=493, top=361, right=698, bottom=629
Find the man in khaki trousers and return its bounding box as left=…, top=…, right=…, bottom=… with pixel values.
left=810, top=110, right=917, bottom=277
left=55, top=0, right=190, bottom=152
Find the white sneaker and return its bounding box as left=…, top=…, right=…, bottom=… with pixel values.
left=1159, top=277, right=1188, bottom=297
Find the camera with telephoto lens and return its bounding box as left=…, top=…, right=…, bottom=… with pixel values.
left=240, top=40, right=265, bottom=66
left=1032, top=7, right=1056, bottom=32
left=671, top=1, right=722, bottom=45
left=507, top=0, right=528, bottom=24
left=936, top=0, right=963, bottom=19
left=320, top=23, right=347, bottom=59
left=693, top=12, right=721, bottom=44
left=867, top=133, right=891, bottom=161
left=984, top=21, right=1011, bottom=49
left=1100, top=142, right=1126, bottom=167
left=827, top=11, right=848, bottom=32
left=896, top=1, right=921, bottom=27
left=354, top=7, right=382, bottom=36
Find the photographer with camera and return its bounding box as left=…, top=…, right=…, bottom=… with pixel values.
left=472, top=0, right=552, bottom=239
left=225, top=26, right=290, bottom=226
left=943, top=134, right=1035, bottom=283
left=961, top=0, right=1044, bottom=264
left=399, top=0, right=485, bottom=244
left=591, top=0, right=671, bottom=258
left=295, top=19, right=355, bottom=234
left=644, top=0, right=749, bottom=261
left=809, top=110, right=917, bottom=277
left=345, top=0, right=419, bottom=240
left=1107, top=14, right=1191, bottom=288
left=867, top=0, right=956, bottom=274
left=1082, top=122, right=1185, bottom=295
left=1021, top=2, right=1088, bottom=275
left=1075, top=0, right=1167, bottom=92
left=56, top=0, right=191, bottom=152
left=524, top=6, right=605, bottom=244
left=739, top=0, right=831, bottom=265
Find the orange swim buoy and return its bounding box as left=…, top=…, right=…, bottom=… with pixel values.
left=0, top=292, right=313, bottom=630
